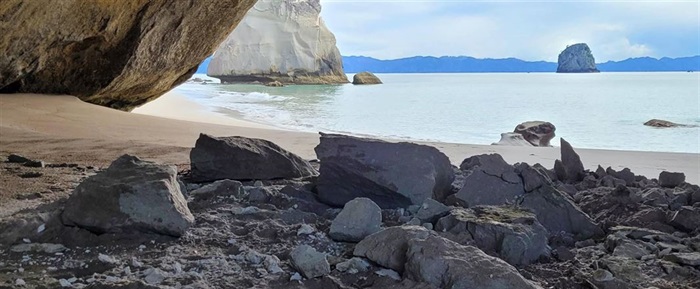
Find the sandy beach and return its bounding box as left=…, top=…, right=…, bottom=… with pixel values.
left=1, top=92, right=698, bottom=184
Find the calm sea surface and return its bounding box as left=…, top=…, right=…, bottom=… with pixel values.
left=175, top=72, right=700, bottom=153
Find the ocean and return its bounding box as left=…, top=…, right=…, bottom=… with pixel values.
left=175, top=72, right=700, bottom=153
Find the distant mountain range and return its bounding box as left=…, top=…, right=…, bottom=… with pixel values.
left=341, top=55, right=700, bottom=73
left=196, top=55, right=700, bottom=74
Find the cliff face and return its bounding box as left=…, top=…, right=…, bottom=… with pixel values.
left=207, top=0, right=349, bottom=84
left=556, top=43, right=600, bottom=73
left=0, top=0, right=256, bottom=111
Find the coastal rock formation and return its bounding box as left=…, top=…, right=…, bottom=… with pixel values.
left=61, top=155, right=194, bottom=237
left=329, top=198, right=383, bottom=242
left=352, top=72, right=383, bottom=85
left=0, top=0, right=256, bottom=111
left=514, top=121, right=556, bottom=146
left=555, top=138, right=586, bottom=182
left=314, top=133, right=454, bottom=208
left=556, top=43, right=600, bottom=73
left=454, top=154, right=525, bottom=206
left=493, top=121, right=556, bottom=147
left=644, top=119, right=698, bottom=128
left=207, top=0, right=348, bottom=84
left=189, top=134, right=317, bottom=182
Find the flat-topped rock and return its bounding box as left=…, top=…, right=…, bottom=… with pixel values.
left=352, top=72, right=383, bottom=85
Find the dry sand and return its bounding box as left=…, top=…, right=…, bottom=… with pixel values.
left=1, top=92, right=698, bottom=185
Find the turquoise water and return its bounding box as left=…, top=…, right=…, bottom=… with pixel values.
left=175, top=72, right=700, bottom=153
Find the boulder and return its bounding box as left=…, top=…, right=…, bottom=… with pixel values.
left=290, top=245, right=330, bottom=279
left=352, top=72, right=383, bottom=85
left=513, top=121, right=556, bottom=147
left=606, top=167, right=636, bottom=185
left=189, top=134, right=316, bottom=182
left=557, top=138, right=586, bottom=182
left=314, top=133, right=454, bottom=208
left=61, top=155, right=194, bottom=237
left=207, top=0, right=348, bottom=84
left=556, top=43, right=599, bottom=73
left=644, top=119, right=698, bottom=128
left=435, top=206, right=550, bottom=266
left=353, top=226, right=433, bottom=273
left=518, top=164, right=603, bottom=240
left=669, top=206, right=700, bottom=232
left=414, top=198, right=450, bottom=223
left=404, top=235, right=541, bottom=289
left=454, top=154, right=524, bottom=206
left=264, top=81, right=284, bottom=87
left=189, top=179, right=245, bottom=200
left=329, top=198, right=382, bottom=242
left=0, top=0, right=257, bottom=110
left=663, top=252, right=700, bottom=266
left=658, top=171, right=685, bottom=188
left=335, top=257, right=371, bottom=274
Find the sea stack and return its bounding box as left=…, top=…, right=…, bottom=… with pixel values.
left=556, top=43, right=600, bottom=73
left=207, top=0, right=349, bottom=84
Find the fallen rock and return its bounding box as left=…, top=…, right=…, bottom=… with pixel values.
left=189, top=179, right=245, bottom=200
left=190, top=134, right=317, bottom=182
left=556, top=43, right=599, bottom=73
left=404, top=235, right=541, bottom=289
left=556, top=138, right=586, bottom=182
left=513, top=121, right=556, bottom=147
left=0, top=0, right=257, bottom=111
left=335, top=257, right=371, bottom=274
left=143, top=268, right=167, bottom=284
left=663, top=252, right=700, bottom=266
left=329, top=198, right=382, bottom=242
left=519, top=164, right=603, bottom=240
left=61, top=155, right=194, bottom=237
left=354, top=226, right=433, bottom=272
left=659, top=171, right=685, bottom=188
left=455, top=154, right=524, bottom=206
left=669, top=206, right=700, bottom=232
left=435, top=206, right=550, bottom=266
left=314, top=133, right=454, bottom=208
left=414, top=198, right=450, bottom=223
left=290, top=245, right=330, bottom=279
left=352, top=72, right=383, bottom=85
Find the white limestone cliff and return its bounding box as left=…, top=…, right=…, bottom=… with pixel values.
left=207, top=0, right=348, bottom=84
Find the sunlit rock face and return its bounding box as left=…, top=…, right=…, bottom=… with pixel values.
left=556, top=43, right=600, bottom=73
left=0, top=0, right=256, bottom=111
left=207, top=0, right=349, bottom=84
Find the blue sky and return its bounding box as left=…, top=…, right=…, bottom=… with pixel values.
left=320, top=0, right=700, bottom=62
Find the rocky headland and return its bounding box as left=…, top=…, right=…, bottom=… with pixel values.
left=0, top=0, right=257, bottom=111
left=1, top=132, right=698, bottom=289
left=557, top=43, right=600, bottom=73
left=206, top=0, right=348, bottom=85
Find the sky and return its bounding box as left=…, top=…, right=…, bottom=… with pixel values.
left=320, top=0, right=700, bottom=62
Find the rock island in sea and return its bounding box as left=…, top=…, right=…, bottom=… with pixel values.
left=556, top=43, right=600, bottom=73
left=207, top=0, right=349, bottom=84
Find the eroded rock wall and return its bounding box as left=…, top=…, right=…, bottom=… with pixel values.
left=0, top=0, right=257, bottom=110
left=207, top=0, right=348, bottom=84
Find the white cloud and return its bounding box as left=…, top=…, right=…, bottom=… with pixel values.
left=319, top=0, right=699, bottom=61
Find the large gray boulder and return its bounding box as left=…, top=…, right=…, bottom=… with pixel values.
left=190, top=134, right=317, bottom=182
left=415, top=198, right=450, bottom=223
left=659, top=171, right=685, bottom=188
left=61, top=155, right=194, bottom=237
left=314, top=133, right=454, bottom=208
left=454, top=154, right=524, bottom=206
left=405, top=235, right=542, bottom=289
left=353, top=226, right=433, bottom=273
left=555, top=138, right=586, bottom=182
left=435, top=206, right=550, bottom=266
left=518, top=164, right=603, bottom=240
left=329, top=198, right=382, bottom=242
left=556, top=43, right=599, bottom=73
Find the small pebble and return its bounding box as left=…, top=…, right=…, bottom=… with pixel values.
left=290, top=272, right=303, bottom=281
left=37, top=224, right=46, bottom=233
left=15, top=279, right=26, bottom=286
left=59, top=278, right=71, bottom=287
